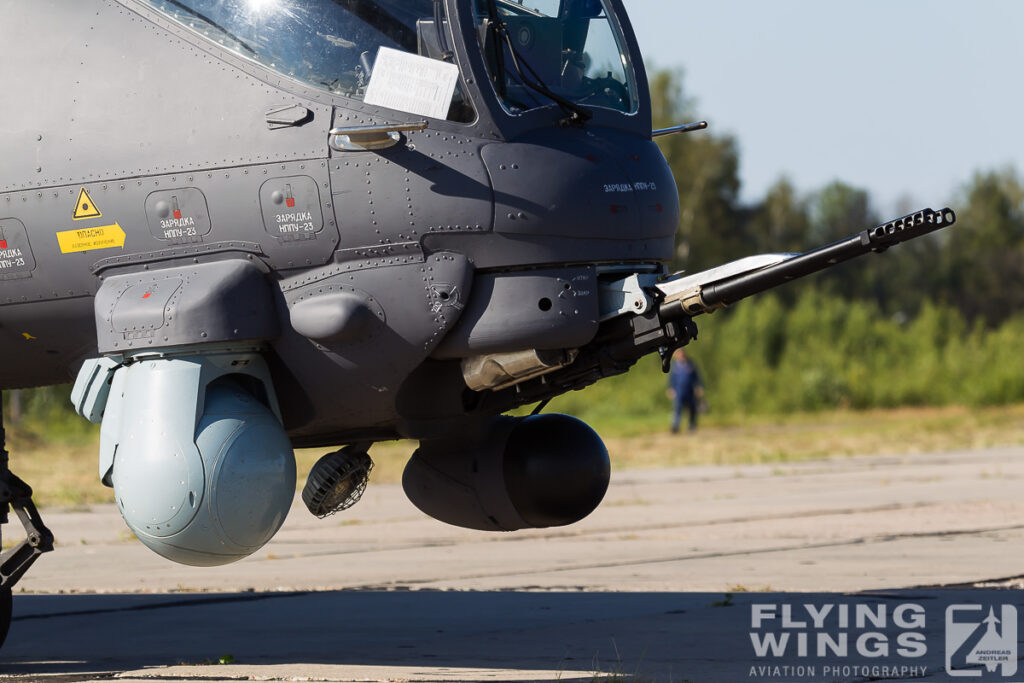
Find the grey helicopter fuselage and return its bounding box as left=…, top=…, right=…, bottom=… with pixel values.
left=0, top=0, right=674, bottom=443
left=0, top=0, right=686, bottom=573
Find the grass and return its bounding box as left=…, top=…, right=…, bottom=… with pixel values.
left=599, top=403, right=1024, bottom=470
left=5, top=403, right=1024, bottom=508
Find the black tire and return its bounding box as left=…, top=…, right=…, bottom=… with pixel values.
left=0, top=587, right=11, bottom=649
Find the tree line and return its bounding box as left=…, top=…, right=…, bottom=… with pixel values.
left=651, top=69, right=1024, bottom=328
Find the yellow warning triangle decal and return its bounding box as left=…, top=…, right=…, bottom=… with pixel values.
left=73, top=188, right=102, bottom=220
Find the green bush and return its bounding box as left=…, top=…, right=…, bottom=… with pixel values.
left=2, top=384, right=97, bottom=443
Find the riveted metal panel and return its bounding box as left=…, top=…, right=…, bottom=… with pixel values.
left=0, top=159, right=337, bottom=314
left=95, top=260, right=278, bottom=353
left=328, top=112, right=493, bottom=256
left=0, top=0, right=330, bottom=194
left=259, top=176, right=324, bottom=242
left=109, top=278, right=182, bottom=333
left=272, top=251, right=473, bottom=439
left=433, top=267, right=599, bottom=358
left=482, top=131, right=641, bottom=240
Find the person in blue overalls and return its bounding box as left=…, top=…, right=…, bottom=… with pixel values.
left=666, top=348, right=704, bottom=433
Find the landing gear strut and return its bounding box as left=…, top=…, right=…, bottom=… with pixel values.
left=0, top=393, right=54, bottom=647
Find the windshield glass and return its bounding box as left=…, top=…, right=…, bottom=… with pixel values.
left=138, top=0, right=475, bottom=122
left=475, top=0, right=637, bottom=116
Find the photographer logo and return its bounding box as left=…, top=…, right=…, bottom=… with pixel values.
left=945, top=605, right=1017, bottom=677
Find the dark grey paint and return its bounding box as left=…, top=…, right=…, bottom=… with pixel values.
left=0, top=0, right=674, bottom=440
left=95, top=260, right=278, bottom=353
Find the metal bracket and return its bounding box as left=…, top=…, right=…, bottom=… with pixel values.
left=329, top=121, right=428, bottom=152
left=655, top=253, right=795, bottom=315
left=0, top=473, right=53, bottom=591
left=598, top=273, right=657, bottom=321
left=265, top=104, right=312, bottom=130
left=0, top=393, right=53, bottom=597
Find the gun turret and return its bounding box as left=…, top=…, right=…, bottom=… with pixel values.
left=657, top=207, right=957, bottom=317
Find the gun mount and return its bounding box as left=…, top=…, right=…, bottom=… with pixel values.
left=469, top=207, right=957, bottom=416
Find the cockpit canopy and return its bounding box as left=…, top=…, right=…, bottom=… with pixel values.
left=137, top=0, right=638, bottom=123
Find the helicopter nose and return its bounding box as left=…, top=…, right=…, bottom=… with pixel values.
left=481, top=127, right=677, bottom=247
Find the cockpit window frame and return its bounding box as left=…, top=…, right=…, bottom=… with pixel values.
left=118, top=0, right=650, bottom=140
left=445, top=0, right=651, bottom=138
left=473, top=0, right=640, bottom=118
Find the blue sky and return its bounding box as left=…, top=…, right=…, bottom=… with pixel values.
left=624, top=1, right=1024, bottom=214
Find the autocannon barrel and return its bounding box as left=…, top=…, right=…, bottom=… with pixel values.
left=661, top=207, right=956, bottom=316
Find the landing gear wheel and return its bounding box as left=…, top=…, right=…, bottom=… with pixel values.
left=0, top=587, right=11, bottom=648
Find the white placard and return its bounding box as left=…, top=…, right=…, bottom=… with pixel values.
left=363, top=46, right=460, bottom=120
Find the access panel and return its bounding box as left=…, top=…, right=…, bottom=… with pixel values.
left=260, top=176, right=324, bottom=243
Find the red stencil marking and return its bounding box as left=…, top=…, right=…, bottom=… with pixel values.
left=173, top=210, right=182, bottom=219
left=286, top=197, right=296, bottom=208
left=142, top=292, right=152, bottom=299
left=0, top=241, right=7, bottom=250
